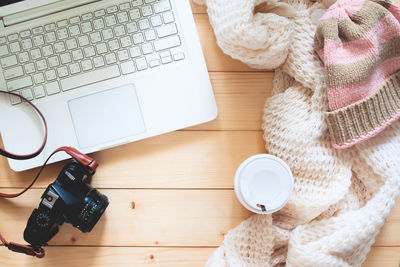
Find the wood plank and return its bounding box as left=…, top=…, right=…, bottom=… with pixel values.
left=0, top=246, right=397, bottom=266
left=374, top=203, right=400, bottom=246
left=0, top=131, right=265, bottom=188
left=189, top=72, right=273, bottom=131
left=363, top=247, right=400, bottom=267
left=0, top=247, right=215, bottom=267
left=195, top=14, right=258, bottom=72
left=0, top=189, right=252, bottom=246
left=0, top=187, right=398, bottom=247
left=190, top=0, right=207, bottom=14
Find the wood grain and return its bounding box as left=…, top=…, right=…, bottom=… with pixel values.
left=0, top=247, right=215, bottom=267
left=0, top=247, right=397, bottom=267
left=375, top=205, right=400, bottom=246
left=190, top=0, right=207, bottom=14
left=363, top=247, right=400, bottom=267
left=0, top=131, right=266, bottom=188
left=188, top=72, right=273, bottom=131
left=0, top=185, right=399, bottom=247
left=0, top=189, right=252, bottom=246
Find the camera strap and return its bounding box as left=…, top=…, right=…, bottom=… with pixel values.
left=0, top=234, right=45, bottom=258
left=0, top=91, right=48, bottom=160
left=0, top=91, right=98, bottom=258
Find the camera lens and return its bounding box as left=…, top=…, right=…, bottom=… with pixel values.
left=75, top=189, right=109, bottom=232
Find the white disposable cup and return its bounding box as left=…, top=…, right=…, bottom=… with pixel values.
left=234, top=154, right=294, bottom=214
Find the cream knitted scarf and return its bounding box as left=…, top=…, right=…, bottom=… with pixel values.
left=194, top=0, right=400, bottom=266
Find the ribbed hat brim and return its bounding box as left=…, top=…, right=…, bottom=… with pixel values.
left=326, top=71, right=400, bottom=149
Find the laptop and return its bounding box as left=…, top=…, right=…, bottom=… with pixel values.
left=0, top=0, right=218, bottom=171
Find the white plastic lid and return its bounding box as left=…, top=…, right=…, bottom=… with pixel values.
left=234, top=154, right=294, bottom=214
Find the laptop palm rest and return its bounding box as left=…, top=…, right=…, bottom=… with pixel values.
left=68, top=84, right=146, bottom=149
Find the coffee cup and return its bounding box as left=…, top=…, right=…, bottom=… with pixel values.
left=234, top=154, right=294, bottom=214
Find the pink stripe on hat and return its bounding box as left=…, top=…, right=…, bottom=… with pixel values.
left=389, top=3, right=400, bottom=21
left=319, top=14, right=400, bottom=65
left=328, top=56, right=400, bottom=110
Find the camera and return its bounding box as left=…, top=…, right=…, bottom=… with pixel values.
left=23, top=159, right=109, bottom=249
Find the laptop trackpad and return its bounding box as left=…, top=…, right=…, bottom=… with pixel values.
left=68, top=84, right=146, bottom=149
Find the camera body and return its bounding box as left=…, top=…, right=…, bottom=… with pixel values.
left=24, top=160, right=109, bottom=249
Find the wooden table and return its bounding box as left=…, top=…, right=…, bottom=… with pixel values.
left=0, top=1, right=399, bottom=266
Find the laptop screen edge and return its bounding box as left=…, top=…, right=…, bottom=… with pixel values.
left=0, top=0, right=63, bottom=18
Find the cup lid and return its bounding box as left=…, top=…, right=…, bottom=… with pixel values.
left=234, top=154, right=293, bottom=214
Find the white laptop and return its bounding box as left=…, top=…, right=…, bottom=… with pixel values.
left=0, top=0, right=217, bottom=171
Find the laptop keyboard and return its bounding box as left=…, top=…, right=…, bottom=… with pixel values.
left=0, top=0, right=186, bottom=105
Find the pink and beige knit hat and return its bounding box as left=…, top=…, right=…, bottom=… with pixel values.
left=315, top=0, right=400, bottom=149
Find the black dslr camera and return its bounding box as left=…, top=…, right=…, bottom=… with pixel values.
left=24, top=160, right=109, bottom=249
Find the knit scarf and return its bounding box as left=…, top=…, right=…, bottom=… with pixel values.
left=194, top=0, right=400, bottom=266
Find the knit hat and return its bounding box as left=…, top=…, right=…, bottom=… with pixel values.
left=314, top=0, right=400, bottom=149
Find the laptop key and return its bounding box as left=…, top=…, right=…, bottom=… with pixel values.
left=33, top=85, right=46, bottom=99
left=81, top=59, right=93, bottom=70
left=161, top=56, right=172, bottom=64
left=61, top=65, right=121, bottom=91
left=119, top=3, right=131, bottom=10
left=156, top=23, right=177, bottom=38
left=94, top=9, right=105, bottom=17
left=132, top=0, right=143, bottom=7
left=24, top=63, right=36, bottom=74
left=93, top=56, right=105, bottom=68
left=173, top=53, right=185, bottom=61
left=151, top=15, right=162, bottom=27
left=141, top=6, right=153, bottom=17
left=20, top=30, right=31, bottom=38
left=82, top=13, right=93, bottom=20
left=121, top=61, right=135, bottom=74
left=0, top=45, right=9, bottom=57
left=136, top=57, right=148, bottom=71
left=154, top=36, right=181, bottom=51
left=9, top=92, right=22, bottom=105
left=1, top=55, right=18, bottom=68
left=3, top=66, right=24, bottom=80
left=57, top=66, right=69, bottom=77
left=7, top=33, right=19, bottom=42
left=33, top=27, right=44, bottom=35
left=117, top=50, right=129, bottom=61
left=130, top=46, right=141, bottom=58
left=21, top=88, right=34, bottom=101
left=46, top=81, right=61, bottom=95
left=154, top=0, right=171, bottom=13
left=45, top=23, right=56, bottom=32
left=70, top=16, right=81, bottom=24
left=33, top=73, right=45, bottom=83
left=105, top=53, right=117, bottom=65
left=162, top=11, right=175, bottom=23
left=18, top=51, right=30, bottom=63
left=7, top=77, right=33, bottom=92
left=9, top=42, right=21, bottom=53
left=149, top=59, right=160, bottom=68
left=45, top=69, right=57, bottom=81
left=106, top=6, right=118, bottom=14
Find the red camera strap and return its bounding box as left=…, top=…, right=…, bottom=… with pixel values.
left=0, top=91, right=98, bottom=258
left=0, top=234, right=45, bottom=258
left=0, top=91, right=47, bottom=160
